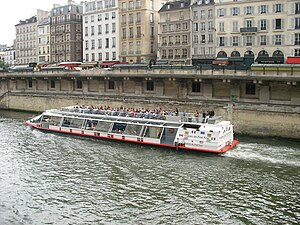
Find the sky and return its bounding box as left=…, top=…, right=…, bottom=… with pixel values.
left=0, top=0, right=76, bottom=46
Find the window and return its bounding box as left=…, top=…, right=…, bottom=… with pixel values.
left=245, top=6, right=253, bottom=15
left=146, top=80, right=154, bottom=91
left=232, top=21, right=238, bottom=32
left=246, top=36, right=253, bottom=46
left=192, top=82, right=201, bottom=93
left=106, top=52, right=109, bottom=60
left=129, top=1, right=134, bottom=10
left=129, top=42, right=133, bottom=54
left=50, top=80, right=55, bottom=89
left=260, top=19, right=267, bottom=30
left=98, top=25, right=102, bottom=34
left=137, top=26, right=141, bottom=38
left=112, top=37, right=116, bottom=48
left=105, top=38, right=109, bottom=48
left=274, top=4, right=282, bottom=13
left=246, top=82, right=255, bottom=95
left=136, top=12, right=141, bottom=23
left=295, top=33, right=300, bottom=45
left=200, top=10, right=205, bottom=19
left=260, top=35, right=267, bottom=45
left=98, top=14, right=102, bottom=21
left=91, top=26, right=94, bottom=35
left=122, top=28, right=126, bottom=39
left=105, top=13, right=109, bottom=20
left=200, top=22, right=205, bottom=31
left=219, top=37, right=225, bottom=46
left=193, top=23, right=198, bottom=31
left=129, top=27, right=133, bottom=38
left=294, top=49, right=300, bottom=56
left=232, top=7, right=239, bottom=16
left=275, top=19, right=283, bottom=29
left=296, top=3, right=300, bottom=14
left=208, top=9, right=213, bottom=18
left=98, top=39, right=102, bottom=49
left=295, top=18, right=300, bottom=29
left=28, top=80, right=33, bottom=88
left=108, top=80, right=114, bottom=90
left=76, top=80, right=83, bottom=89
left=98, top=52, right=102, bottom=61
left=218, top=8, right=225, bottom=17
left=232, top=36, right=239, bottom=46
left=129, top=13, right=133, bottom=24
left=219, top=22, right=225, bottom=32
left=112, top=23, right=116, bottom=33
left=183, top=23, right=188, bottom=30
left=112, top=12, right=116, bottom=19
left=105, top=24, right=109, bottom=33
left=275, top=35, right=282, bottom=45
left=260, top=5, right=267, bottom=14
left=136, top=0, right=141, bottom=9
left=91, top=40, right=95, bottom=49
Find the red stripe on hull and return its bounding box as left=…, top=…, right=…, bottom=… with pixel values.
left=25, top=121, right=238, bottom=154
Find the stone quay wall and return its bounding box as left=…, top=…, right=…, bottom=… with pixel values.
left=0, top=67, right=299, bottom=139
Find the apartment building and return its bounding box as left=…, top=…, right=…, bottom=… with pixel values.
left=50, top=1, right=83, bottom=63
left=287, top=0, right=300, bottom=60
left=191, top=0, right=216, bottom=65
left=119, top=0, right=167, bottom=64
left=3, top=46, right=16, bottom=66
left=158, top=0, right=192, bottom=64
left=15, top=16, right=38, bottom=65
left=214, top=0, right=293, bottom=66
left=37, top=10, right=51, bottom=64
left=191, top=0, right=216, bottom=63
left=83, top=0, right=119, bottom=63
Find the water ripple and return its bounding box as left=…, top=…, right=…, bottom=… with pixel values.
left=0, top=112, right=299, bottom=225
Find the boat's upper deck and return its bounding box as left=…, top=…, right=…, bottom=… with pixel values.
left=45, top=106, right=225, bottom=126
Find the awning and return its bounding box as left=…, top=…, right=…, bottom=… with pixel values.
left=99, top=61, right=116, bottom=67
left=79, top=62, right=98, bottom=68
left=286, top=57, right=300, bottom=64
left=212, top=59, right=229, bottom=65
left=228, top=57, right=244, bottom=62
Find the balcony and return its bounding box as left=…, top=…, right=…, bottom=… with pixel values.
left=240, top=27, right=257, bottom=34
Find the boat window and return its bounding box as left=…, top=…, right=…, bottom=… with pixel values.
left=69, top=118, right=84, bottom=129
left=146, top=121, right=164, bottom=125
left=48, top=116, right=61, bottom=126
left=94, top=121, right=112, bottom=132
left=111, top=123, right=127, bottom=134
left=85, top=120, right=98, bottom=130
left=124, top=124, right=143, bottom=136
left=143, top=126, right=163, bottom=139
left=62, top=117, right=71, bottom=127
left=163, top=122, right=181, bottom=127
left=182, top=124, right=201, bottom=129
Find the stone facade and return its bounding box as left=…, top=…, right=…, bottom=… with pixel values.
left=158, top=0, right=192, bottom=64
left=118, top=0, right=167, bottom=63
left=50, top=2, right=83, bottom=63
left=15, top=16, right=38, bottom=65
left=83, top=0, right=119, bottom=62
left=37, top=10, right=50, bottom=64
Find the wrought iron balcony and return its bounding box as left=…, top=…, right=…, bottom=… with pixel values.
left=240, top=27, right=257, bottom=33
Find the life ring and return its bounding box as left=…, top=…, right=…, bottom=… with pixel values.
left=168, top=128, right=175, bottom=133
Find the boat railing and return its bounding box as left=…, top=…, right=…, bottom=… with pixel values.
left=56, top=106, right=221, bottom=124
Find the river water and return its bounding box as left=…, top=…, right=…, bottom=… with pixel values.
left=0, top=110, right=299, bottom=225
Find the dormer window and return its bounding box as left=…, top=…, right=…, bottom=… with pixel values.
left=181, top=3, right=184, bottom=8
left=167, top=4, right=170, bottom=10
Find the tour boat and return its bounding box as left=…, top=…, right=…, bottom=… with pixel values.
left=25, top=106, right=238, bottom=154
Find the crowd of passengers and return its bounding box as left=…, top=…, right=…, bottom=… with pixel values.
left=68, top=105, right=215, bottom=121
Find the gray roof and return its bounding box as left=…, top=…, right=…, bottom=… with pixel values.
left=159, top=0, right=191, bottom=12
left=38, top=17, right=50, bottom=26
left=16, top=16, right=37, bottom=26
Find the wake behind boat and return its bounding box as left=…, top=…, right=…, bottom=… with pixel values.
left=25, top=105, right=238, bottom=154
